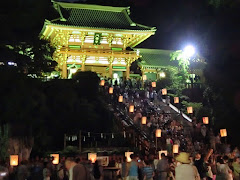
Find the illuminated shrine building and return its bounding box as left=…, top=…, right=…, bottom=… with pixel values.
left=40, top=1, right=156, bottom=79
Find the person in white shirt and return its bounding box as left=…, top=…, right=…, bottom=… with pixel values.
left=175, top=152, right=200, bottom=180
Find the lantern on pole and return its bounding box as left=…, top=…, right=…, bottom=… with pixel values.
left=202, top=117, right=209, bottom=124
left=118, top=96, right=123, bottom=103
left=125, top=152, right=134, bottom=163
left=173, top=144, right=179, bottom=154
left=142, top=116, right=147, bottom=125
left=155, top=129, right=161, bottom=138
left=152, top=82, right=156, bottom=88
left=88, top=153, right=97, bottom=163
left=109, top=87, right=113, bottom=94
left=159, top=151, right=168, bottom=159
left=142, top=75, right=147, bottom=81
left=10, top=155, right=18, bottom=166
left=174, top=97, right=179, bottom=104
left=187, top=107, right=193, bottom=114
left=220, top=129, right=227, bottom=137
left=51, top=154, right=59, bottom=165
left=129, top=105, right=134, bottom=113
left=162, top=88, right=167, bottom=95
left=100, top=80, right=105, bottom=86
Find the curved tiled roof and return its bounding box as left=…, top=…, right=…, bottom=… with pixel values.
left=50, top=2, right=155, bottom=31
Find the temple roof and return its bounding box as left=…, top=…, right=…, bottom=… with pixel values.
left=48, top=1, right=156, bottom=32
left=136, top=48, right=206, bottom=70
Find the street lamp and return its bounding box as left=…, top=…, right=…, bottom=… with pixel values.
left=183, top=45, right=195, bottom=58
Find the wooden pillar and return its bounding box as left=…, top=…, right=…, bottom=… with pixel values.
left=126, top=64, right=130, bottom=80
left=81, top=55, right=86, bottom=72
left=62, top=61, right=67, bottom=79
left=108, top=56, right=114, bottom=78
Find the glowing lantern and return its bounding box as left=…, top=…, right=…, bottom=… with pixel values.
left=109, top=87, right=113, bottom=94
left=129, top=105, right=134, bottom=113
left=88, top=153, right=97, bottom=163
left=202, top=117, right=209, bottom=124
left=100, top=80, right=105, bottom=86
left=187, top=107, right=193, bottom=114
left=159, top=151, right=168, bottom=159
left=162, top=88, right=167, bottom=95
left=173, top=144, right=179, bottom=154
left=152, top=82, right=156, bottom=88
left=51, top=154, right=59, bottom=165
left=118, top=96, right=123, bottom=103
left=125, top=152, right=134, bottom=162
left=220, top=129, right=227, bottom=137
left=10, top=155, right=18, bottom=166
left=142, top=117, right=147, bottom=125
left=143, top=75, right=147, bottom=81
left=174, top=97, right=179, bottom=104
left=155, top=129, right=161, bottom=138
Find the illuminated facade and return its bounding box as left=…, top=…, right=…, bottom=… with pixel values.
left=40, top=1, right=156, bottom=79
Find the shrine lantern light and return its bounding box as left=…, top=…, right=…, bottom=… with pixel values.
left=162, top=89, right=167, bottom=95
left=155, top=129, right=161, bottom=138
left=100, top=80, right=105, bottom=86
left=51, top=154, right=59, bottom=165
left=187, top=107, right=193, bottom=114
left=10, top=155, right=18, bottom=166
left=109, top=87, right=113, bottom=94
left=142, top=117, right=147, bottom=125
left=142, top=75, right=147, bottom=81
left=88, top=153, right=97, bottom=163
left=125, top=152, right=134, bottom=163
left=118, top=96, right=123, bottom=103
left=220, top=129, right=227, bottom=137
left=174, top=97, right=179, bottom=104
left=173, top=144, right=179, bottom=154
left=152, top=82, right=156, bottom=88
left=202, top=117, right=209, bottom=124
left=129, top=105, right=134, bottom=113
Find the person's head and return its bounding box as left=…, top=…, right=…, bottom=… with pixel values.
left=223, top=155, right=229, bottom=163
left=234, top=157, right=240, bottom=163
left=65, top=157, right=77, bottom=170
left=195, top=153, right=201, bottom=160
left=130, top=154, right=138, bottom=161
left=161, top=153, right=166, bottom=159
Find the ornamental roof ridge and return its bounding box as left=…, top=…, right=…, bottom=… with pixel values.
left=53, top=1, right=130, bottom=13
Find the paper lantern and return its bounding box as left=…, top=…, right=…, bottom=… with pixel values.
left=220, top=129, right=227, bottom=137
left=100, top=80, right=105, bottom=86
left=174, top=97, right=179, bottom=104
left=118, top=96, right=123, bottom=103
left=129, top=105, right=134, bottom=113
left=162, top=88, right=167, bottom=95
left=142, top=75, right=147, bottom=81
left=155, top=129, right=161, bottom=138
left=10, top=155, right=18, bottom=166
left=109, top=87, right=113, bottom=94
left=88, top=153, right=97, bottom=163
left=125, top=152, right=134, bottom=163
left=202, top=117, right=209, bottom=124
left=159, top=151, right=168, bottom=159
left=51, top=154, right=59, bottom=165
left=187, top=107, right=193, bottom=114
left=142, top=117, right=147, bottom=125
left=173, top=144, right=179, bottom=154
left=152, top=82, right=156, bottom=88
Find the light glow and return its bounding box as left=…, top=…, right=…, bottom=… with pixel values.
left=183, top=45, right=195, bottom=58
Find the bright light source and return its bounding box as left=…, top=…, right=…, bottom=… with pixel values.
left=160, top=72, right=166, bottom=78
left=71, top=68, right=78, bottom=74
left=8, top=62, right=17, bottom=66
left=183, top=45, right=195, bottom=58
left=113, top=73, right=118, bottom=79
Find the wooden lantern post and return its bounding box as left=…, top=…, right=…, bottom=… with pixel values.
left=202, top=117, right=209, bottom=124
left=155, top=129, right=161, bottom=150
left=173, top=144, right=179, bottom=154
left=174, top=97, right=179, bottom=104
left=88, top=153, right=97, bottom=163
left=142, top=116, right=147, bottom=125
left=125, top=152, right=134, bottom=162
left=118, top=95, right=123, bottom=103
left=109, top=87, right=113, bottom=94
left=162, top=88, right=167, bottom=95
left=51, top=154, right=59, bottom=165
left=100, top=80, right=105, bottom=86
left=187, top=107, right=193, bottom=114
left=152, top=82, right=156, bottom=88
left=129, top=105, right=134, bottom=113
left=10, top=155, right=18, bottom=166
left=220, top=129, right=227, bottom=144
